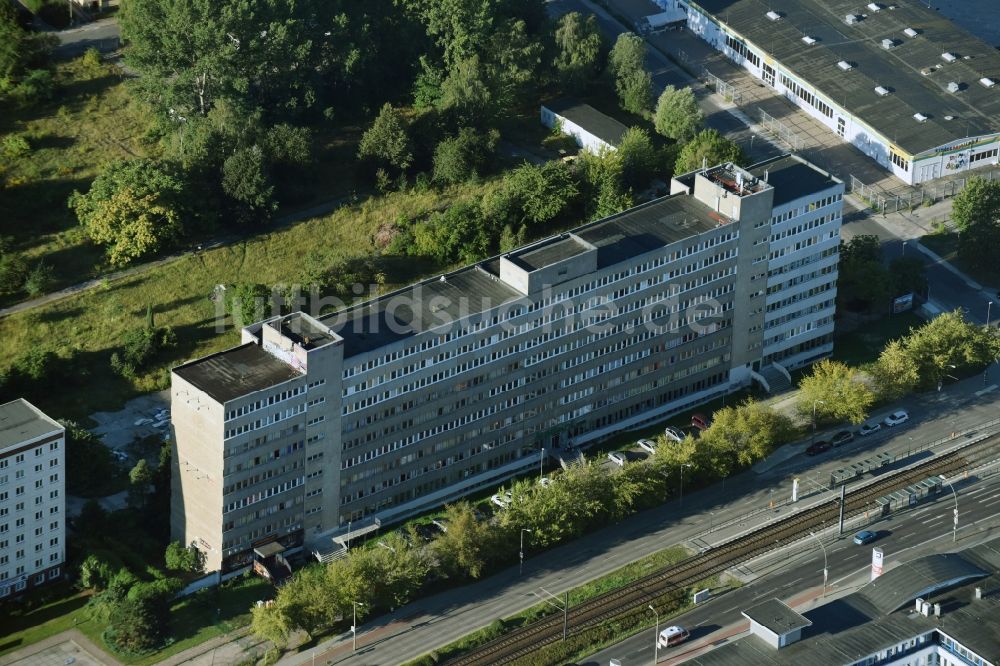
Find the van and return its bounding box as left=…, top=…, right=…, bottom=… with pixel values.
left=658, top=625, right=690, bottom=648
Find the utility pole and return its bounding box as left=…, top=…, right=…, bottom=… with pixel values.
left=838, top=484, right=846, bottom=535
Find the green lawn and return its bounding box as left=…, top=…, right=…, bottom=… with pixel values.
left=0, top=57, right=159, bottom=304
left=0, top=574, right=272, bottom=664
left=832, top=312, right=924, bottom=366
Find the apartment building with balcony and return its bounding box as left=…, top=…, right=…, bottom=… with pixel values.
left=171, top=155, right=844, bottom=572
left=0, top=399, right=65, bottom=598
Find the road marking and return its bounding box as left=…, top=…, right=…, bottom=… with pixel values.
left=975, top=385, right=998, bottom=397
left=965, top=486, right=989, bottom=496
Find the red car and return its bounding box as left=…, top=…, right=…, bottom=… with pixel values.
left=691, top=413, right=712, bottom=430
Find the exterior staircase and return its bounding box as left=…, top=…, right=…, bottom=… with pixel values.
left=758, top=364, right=792, bottom=394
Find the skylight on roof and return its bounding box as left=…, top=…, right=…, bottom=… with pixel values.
left=881, top=38, right=897, bottom=50
left=941, top=52, right=957, bottom=63
left=766, top=10, right=782, bottom=21
left=947, top=81, right=961, bottom=93
left=845, top=13, right=861, bottom=24
left=837, top=60, right=854, bottom=71
left=903, top=27, right=918, bottom=38
left=867, top=2, right=883, bottom=11
left=802, top=35, right=817, bottom=45
left=913, top=113, right=928, bottom=122
left=981, top=77, right=997, bottom=88
left=875, top=85, right=891, bottom=96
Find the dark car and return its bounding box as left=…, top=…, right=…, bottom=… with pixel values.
left=831, top=430, right=855, bottom=447
left=805, top=440, right=830, bottom=456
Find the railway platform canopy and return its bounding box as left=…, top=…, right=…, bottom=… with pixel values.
left=687, top=537, right=1000, bottom=665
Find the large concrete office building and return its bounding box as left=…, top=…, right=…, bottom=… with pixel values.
left=171, top=155, right=844, bottom=573
left=0, top=399, right=65, bottom=598
left=653, top=0, right=1000, bottom=184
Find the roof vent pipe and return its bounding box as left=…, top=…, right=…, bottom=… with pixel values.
left=921, top=601, right=931, bottom=616
left=975, top=587, right=983, bottom=600
left=933, top=603, right=941, bottom=617
left=915, top=598, right=924, bottom=613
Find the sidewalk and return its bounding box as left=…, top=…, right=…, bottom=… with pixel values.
left=275, top=374, right=1000, bottom=666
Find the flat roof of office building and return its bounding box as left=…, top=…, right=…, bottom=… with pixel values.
left=741, top=598, right=811, bottom=635
left=0, top=399, right=62, bottom=452
left=174, top=343, right=303, bottom=403
left=544, top=99, right=630, bottom=147
left=323, top=194, right=733, bottom=358
left=747, top=155, right=842, bottom=207
left=688, top=538, right=1000, bottom=666
left=690, top=0, right=1000, bottom=155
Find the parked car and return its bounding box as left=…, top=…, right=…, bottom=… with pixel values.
left=664, top=426, right=686, bottom=443
left=883, top=409, right=910, bottom=427
left=858, top=421, right=882, bottom=436
left=607, top=451, right=627, bottom=466
left=490, top=491, right=512, bottom=509
left=658, top=625, right=690, bottom=648
left=831, top=430, right=855, bottom=447
left=853, top=530, right=878, bottom=545
left=691, top=413, right=712, bottom=431
left=805, top=440, right=830, bottom=456
left=638, top=438, right=658, bottom=454
left=538, top=477, right=553, bottom=488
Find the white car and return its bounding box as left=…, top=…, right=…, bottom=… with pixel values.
left=490, top=492, right=512, bottom=509
left=858, top=421, right=882, bottom=436
left=637, top=439, right=658, bottom=454
left=883, top=409, right=910, bottom=427
left=538, top=477, right=553, bottom=488
left=663, top=426, right=685, bottom=443
left=607, top=451, right=627, bottom=466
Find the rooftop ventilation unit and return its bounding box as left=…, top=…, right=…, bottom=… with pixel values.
left=903, top=27, right=919, bottom=37
left=875, top=85, right=891, bottom=96
left=766, top=10, right=782, bottom=21
left=981, top=77, right=997, bottom=88
left=947, top=81, right=961, bottom=93
left=845, top=13, right=861, bottom=24
left=881, top=38, right=897, bottom=49
left=802, top=35, right=817, bottom=45
left=838, top=60, right=854, bottom=71
left=941, top=52, right=957, bottom=63
left=867, top=2, right=883, bottom=11
left=913, top=113, right=929, bottom=122
left=944, top=115, right=955, bottom=120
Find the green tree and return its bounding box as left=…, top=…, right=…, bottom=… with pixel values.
left=432, top=502, right=492, bottom=579
left=902, top=309, right=1000, bottom=387
left=432, top=127, right=499, bottom=185
left=226, top=283, right=273, bottom=327
left=22, top=261, right=54, bottom=297
left=110, top=317, right=177, bottom=379
left=251, top=602, right=294, bottom=649
left=164, top=541, right=202, bottom=572
left=69, top=159, right=186, bottom=267
left=437, top=54, right=493, bottom=127
left=63, top=421, right=123, bottom=497
left=501, top=161, right=579, bottom=227
left=608, top=32, right=646, bottom=80
left=412, top=201, right=489, bottom=263
left=674, top=129, right=745, bottom=173
left=128, top=459, right=154, bottom=508
left=888, top=256, right=927, bottom=298
left=576, top=150, right=633, bottom=221
left=952, top=176, right=1000, bottom=272
left=222, top=145, right=276, bottom=221
left=697, top=399, right=796, bottom=474
left=553, top=12, right=603, bottom=92
left=837, top=235, right=891, bottom=311
left=872, top=338, right=921, bottom=401
left=797, top=359, right=875, bottom=425
left=616, top=68, right=653, bottom=115
left=358, top=103, right=414, bottom=175
left=616, top=127, right=658, bottom=190
left=654, top=85, right=704, bottom=142
left=78, top=554, right=115, bottom=591
left=0, top=1, right=56, bottom=96
left=499, top=224, right=527, bottom=252
left=0, top=250, right=27, bottom=295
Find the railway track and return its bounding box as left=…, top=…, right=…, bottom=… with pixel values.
left=446, top=434, right=1000, bottom=666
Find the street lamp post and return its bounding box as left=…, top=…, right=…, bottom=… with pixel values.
left=809, top=531, right=829, bottom=598
left=679, top=464, right=692, bottom=508
left=352, top=601, right=365, bottom=652
left=649, top=604, right=660, bottom=665
left=901, top=240, right=907, bottom=257
left=987, top=301, right=994, bottom=328
left=540, top=447, right=545, bottom=480
left=942, top=475, right=960, bottom=543
left=520, top=528, right=532, bottom=576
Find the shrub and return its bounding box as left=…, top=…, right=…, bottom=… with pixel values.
left=1, top=133, right=31, bottom=159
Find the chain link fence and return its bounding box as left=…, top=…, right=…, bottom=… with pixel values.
left=849, top=168, right=1000, bottom=214
left=757, top=107, right=804, bottom=151
left=702, top=68, right=743, bottom=105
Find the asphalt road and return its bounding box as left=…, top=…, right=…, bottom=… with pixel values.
left=278, top=374, right=1000, bottom=665
left=584, top=471, right=1000, bottom=666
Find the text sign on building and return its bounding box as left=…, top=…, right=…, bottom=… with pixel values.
left=871, top=547, right=885, bottom=581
